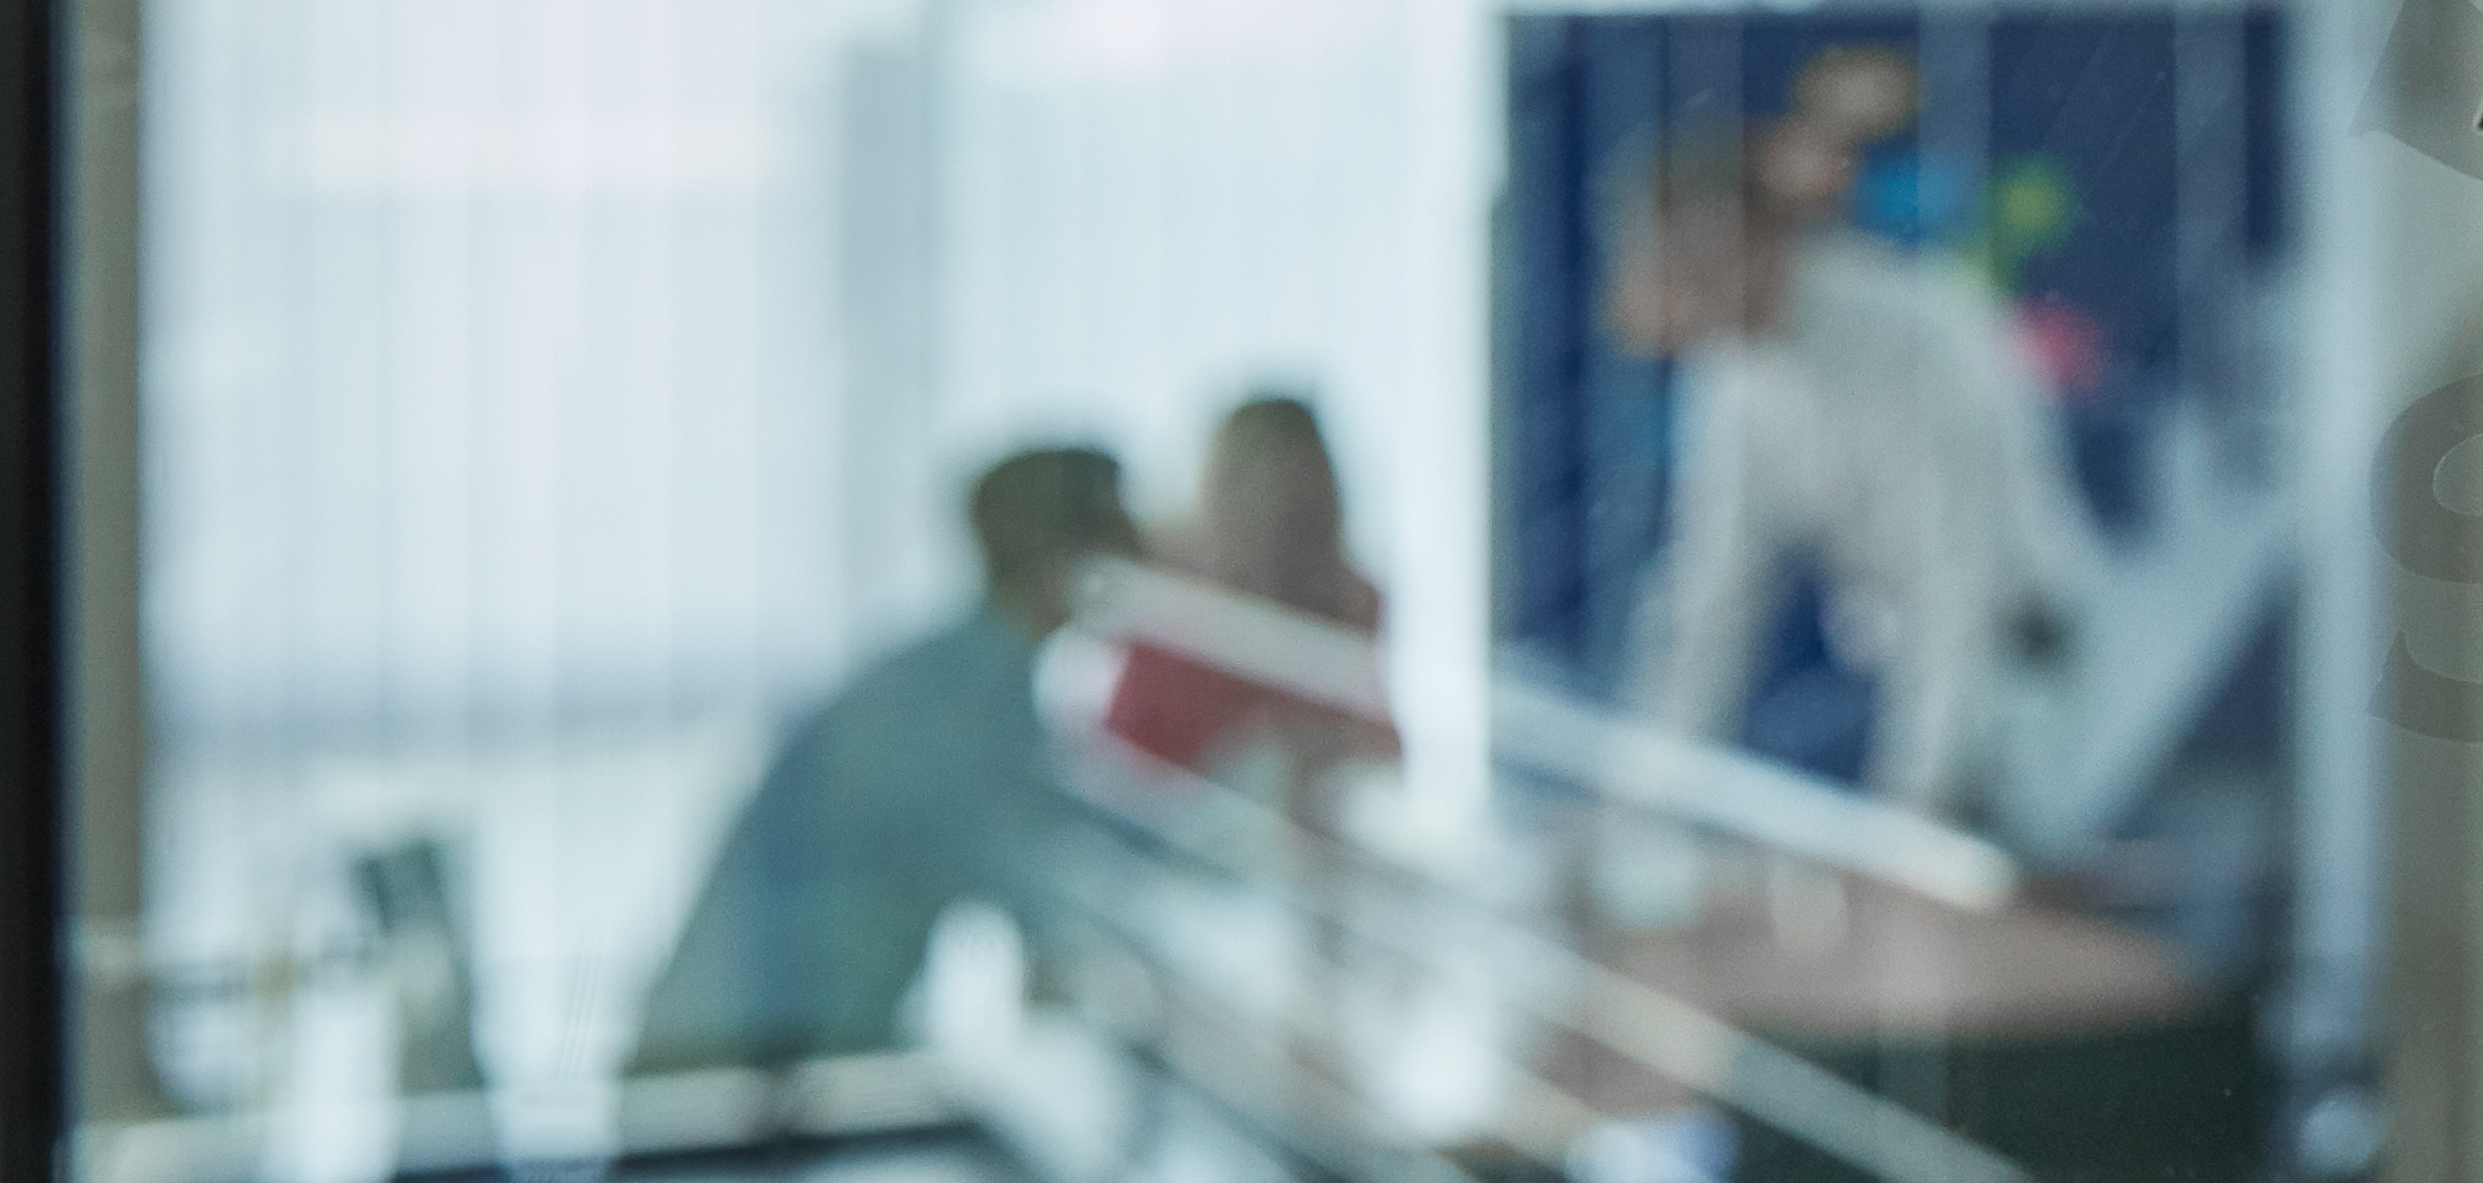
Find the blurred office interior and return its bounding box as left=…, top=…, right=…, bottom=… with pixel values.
left=48, top=0, right=2483, bottom=1181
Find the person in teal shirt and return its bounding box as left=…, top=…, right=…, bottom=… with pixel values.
left=632, top=447, right=1143, bottom=1071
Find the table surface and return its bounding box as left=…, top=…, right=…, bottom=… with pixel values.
left=1537, top=872, right=2210, bottom=1120
left=1613, top=878, right=2204, bottom=1042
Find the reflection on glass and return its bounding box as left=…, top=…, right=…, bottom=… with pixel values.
left=108, top=4, right=2368, bottom=1183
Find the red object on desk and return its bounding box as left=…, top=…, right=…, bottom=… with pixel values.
left=1104, top=636, right=1400, bottom=775
left=1105, top=642, right=1283, bottom=773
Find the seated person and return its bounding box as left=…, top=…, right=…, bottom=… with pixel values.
left=1102, top=396, right=1397, bottom=831
left=630, top=448, right=1143, bottom=1072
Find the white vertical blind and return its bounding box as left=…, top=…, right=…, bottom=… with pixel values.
left=146, top=0, right=862, bottom=743
left=141, top=0, right=895, bottom=1155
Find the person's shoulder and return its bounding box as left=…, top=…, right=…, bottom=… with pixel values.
left=835, top=613, right=1027, bottom=713
left=1798, top=231, right=1936, bottom=314
left=1800, top=230, right=1995, bottom=307
left=1793, top=231, right=2020, bottom=368
left=1344, top=573, right=1384, bottom=632
left=1803, top=227, right=1907, bottom=272
left=773, top=612, right=1039, bottom=788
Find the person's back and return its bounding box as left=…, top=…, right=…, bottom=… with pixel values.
left=632, top=612, right=1051, bottom=1070
left=630, top=448, right=1141, bottom=1073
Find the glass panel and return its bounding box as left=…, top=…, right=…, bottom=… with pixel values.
left=104, top=2, right=2403, bottom=1182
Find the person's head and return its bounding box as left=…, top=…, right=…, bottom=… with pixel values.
left=1197, top=394, right=1355, bottom=611
left=1793, top=47, right=1916, bottom=145
left=970, top=447, right=1144, bottom=637
left=1204, top=394, right=1342, bottom=539
left=1603, top=122, right=1847, bottom=356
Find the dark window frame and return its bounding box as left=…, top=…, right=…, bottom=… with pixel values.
left=2, top=0, right=68, bottom=1175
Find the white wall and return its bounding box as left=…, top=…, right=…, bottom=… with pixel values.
left=144, top=0, right=891, bottom=740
